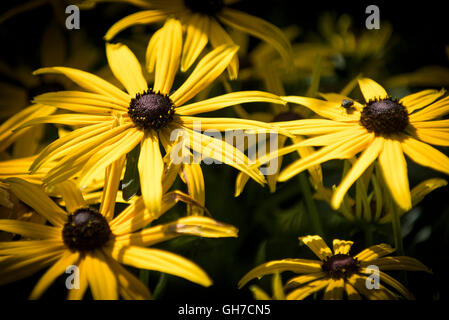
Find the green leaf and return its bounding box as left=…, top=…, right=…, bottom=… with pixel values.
left=121, top=144, right=141, bottom=201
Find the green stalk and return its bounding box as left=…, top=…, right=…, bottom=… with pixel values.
left=298, top=172, right=324, bottom=237
left=391, top=202, right=405, bottom=256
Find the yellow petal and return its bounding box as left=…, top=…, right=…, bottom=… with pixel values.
left=238, top=258, right=322, bottom=289
left=33, top=91, right=129, bottom=113
left=0, top=219, right=61, bottom=240
left=138, top=130, right=163, bottom=216
left=100, top=156, right=127, bottom=221
left=299, top=235, right=333, bottom=260
left=56, top=180, right=87, bottom=214
left=209, top=19, right=239, bottom=79
left=29, top=250, right=80, bottom=300
left=176, top=91, right=285, bottom=116
left=85, top=251, right=118, bottom=300
left=332, top=239, right=354, bottom=255
left=104, top=254, right=152, bottom=300
left=323, top=278, right=344, bottom=300
left=378, top=137, right=411, bottom=211
left=411, top=178, right=447, bottom=207
left=153, top=18, right=182, bottom=94
left=170, top=44, right=239, bottom=106
left=412, top=127, right=449, bottom=146
left=409, top=95, right=449, bottom=121
left=401, top=136, right=449, bottom=175
left=358, top=78, right=389, bottom=102
left=181, top=13, right=210, bottom=72
left=104, top=9, right=169, bottom=41
left=286, top=278, right=329, bottom=300
left=218, top=8, right=292, bottom=66
left=354, top=243, right=395, bottom=261
left=5, top=178, right=67, bottom=227
left=278, top=132, right=373, bottom=182
left=110, top=245, right=212, bottom=287
left=33, top=67, right=129, bottom=103
left=180, top=163, right=205, bottom=215
left=331, top=137, right=383, bottom=210
left=400, top=89, right=446, bottom=113
left=106, top=43, right=148, bottom=97
left=282, top=95, right=360, bottom=121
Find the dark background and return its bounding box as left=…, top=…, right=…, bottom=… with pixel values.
left=0, top=0, right=448, bottom=301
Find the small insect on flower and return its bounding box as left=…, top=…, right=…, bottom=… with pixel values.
left=341, top=99, right=354, bottom=110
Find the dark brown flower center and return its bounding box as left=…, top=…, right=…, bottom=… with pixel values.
left=184, top=0, right=224, bottom=15
left=128, top=89, right=175, bottom=130
left=272, top=111, right=303, bottom=122
left=62, top=208, right=112, bottom=252
left=321, top=254, right=359, bottom=278
left=360, top=98, right=409, bottom=134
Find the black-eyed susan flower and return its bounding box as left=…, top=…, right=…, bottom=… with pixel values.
left=86, top=0, right=292, bottom=79
left=262, top=78, right=449, bottom=211
left=0, top=177, right=238, bottom=299
left=25, top=18, right=288, bottom=216
left=239, top=235, right=431, bottom=300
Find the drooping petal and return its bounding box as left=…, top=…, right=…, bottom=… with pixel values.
left=278, top=132, right=373, bottom=182
left=181, top=13, right=210, bottom=72
left=151, top=18, right=183, bottom=95
left=218, top=8, right=292, bottom=66
left=411, top=178, right=447, bottom=207
left=33, top=91, right=129, bottom=113
left=286, top=278, right=329, bottom=300
left=104, top=10, right=170, bottom=41
left=84, top=251, right=119, bottom=300
left=238, top=258, right=322, bottom=289
left=180, top=163, right=205, bottom=215
left=323, top=278, right=344, bottom=300
left=5, top=178, right=67, bottom=227
left=106, top=43, right=148, bottom=97
left=378, top=137, right=411, bottom=211
left=33, top=67, right=130, bottom=103
left=138, top=130, right=164, bottom=216
left=29, top=250, right=80, bottom=300
left=109, top=245, right=212, bottom=287
left=331, top=137, right=384, bottom=210
left=209, top=19, right=239, bottom=79
left=103, top=253, right=152, bottom=300
left=360, top=256, right=431, bottom=273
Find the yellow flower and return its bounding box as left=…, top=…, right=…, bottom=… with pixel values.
left=239, top=235, right=431, bottom=300
left=264, top=78, right=449, bottom=211
left=87, top=0, right=292, bottom=79
left=0, top=177, right=238, bottom=299
left=25, top=18, right=287, bottom=217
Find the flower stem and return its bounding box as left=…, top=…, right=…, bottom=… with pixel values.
left=391, top=202, right=405, bottom=256
left=298, top=172, right=324, bottom=237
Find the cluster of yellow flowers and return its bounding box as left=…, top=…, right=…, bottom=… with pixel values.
left=0, top=0, right=448, bottom=300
